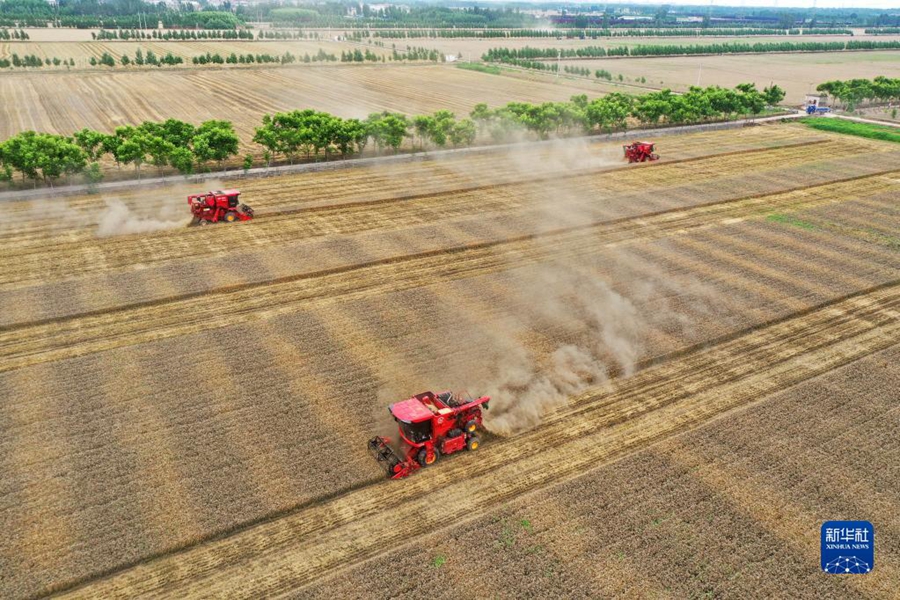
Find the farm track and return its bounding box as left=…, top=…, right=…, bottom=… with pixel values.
left=0, top=138, right=891, bottom=290
left=2, top=167, right=898, bottom=374
left=56, top=281, right=900, bottom=599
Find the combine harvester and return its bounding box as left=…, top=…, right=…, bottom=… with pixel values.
left=369, top=391, right=490, bottom=479
left=188, top=190, right=254, bottom=226
left=623, top=141, right=660, bottom=163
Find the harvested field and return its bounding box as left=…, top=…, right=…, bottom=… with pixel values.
left=0, top=64, right=603, bottom=143
left=560, top=51, right=900, bottom=104
left=301, top=343, right=900, bottom=599
left=0, top=39, right=391, bottom=68
left=1, top=122, right=898, bottom=599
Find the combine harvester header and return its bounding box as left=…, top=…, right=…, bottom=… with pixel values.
left=369, top=391, right=490, bottom=479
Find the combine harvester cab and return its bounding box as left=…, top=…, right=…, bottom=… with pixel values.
left=188, top=190, right=254, bottom=226
left=368, top=391, right=490, bottom=479
left=623, top=141, right=660, bottom=163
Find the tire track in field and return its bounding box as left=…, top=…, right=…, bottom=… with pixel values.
left=0, top=170, right=896, bottom=373
left=0, top=140, right=888, bottom=290
left=51, top=282, right=900, bottom=599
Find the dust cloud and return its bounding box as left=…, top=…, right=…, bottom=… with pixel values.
left=95, top=198, right=185, bottom=237
left=428, top=137, right=713, bottom=437
left=474, top=267, right=646, bottom=437
left=95, top=180, right=227, bottom=237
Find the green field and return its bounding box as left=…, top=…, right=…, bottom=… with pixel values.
left=802, top=117, right=900, bottom=143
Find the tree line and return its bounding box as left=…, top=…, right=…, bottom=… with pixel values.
left=191, top=50, right=340, bottom=65
left=0, top=119, right=241, bottom=186
left=816, top=77, right=900, bottom=110
left=93, top=29, right=256, bottom=41
left=0, top=83, right=785, bottom=188
left=485, top=39, right=900, bottom=61
left=0, top=6, right=242, bottom=30
left=0, top=53, right=70, bottom=68
left=471, top=84, right=782, bottom=142
left=0, top=27, right=26, bottom=39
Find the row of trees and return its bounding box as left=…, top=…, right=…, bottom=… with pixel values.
left=627, top=39, right=900, bottom=56
left=816, top=77, right=900, bottom=110
left=0, top=52, right=52, bottom=67
left=470, top=84, right=782, bottom=142
left=0, top=27, right=26, bottom=38
left=192, top=51, right=310, bottom=65
left=486, top=39, right=900, bottom=62
left=366, top=27, right=855, bottom=40
left=0, top=83, right=785, bottom=187
left=118, top=49, right=182, bottom=66
left=0, top=118, right=241, bottom=186
left=564, top=65, right=592, bottom=77
left=93, top=29, right=256, bottom=41
left=0, top=6, right=243, bottom=30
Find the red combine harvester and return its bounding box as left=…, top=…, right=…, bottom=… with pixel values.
left=623, top=141, right=660, bottom=163
left=368, top=391, right=490, bottom=479
left=188, top=190, right=254, bottom=226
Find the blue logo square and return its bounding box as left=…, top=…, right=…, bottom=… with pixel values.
left=821, top=521, right=874, bottom=574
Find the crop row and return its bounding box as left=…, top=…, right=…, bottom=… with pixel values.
left=4, top=191, right=897, bottom=598
left=298, top=345, right=900, bottom=599
left=0, top=137, right=876, bottom=292
left=51, top=277, right=900, bottom=599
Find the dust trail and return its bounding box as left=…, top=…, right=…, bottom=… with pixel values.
left=95, top=198, right=186, bottom=237
left=478, top=269, right=645, bottom=436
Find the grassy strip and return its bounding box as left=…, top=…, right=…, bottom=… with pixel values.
left=767, top=213, right=817, bottom=230
left=456, top=62, right=502, bottom=75
left=802, top=118, right=900, bottom=143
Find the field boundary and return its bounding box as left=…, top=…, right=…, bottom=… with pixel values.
left=0, top=113, right=802, bottom=204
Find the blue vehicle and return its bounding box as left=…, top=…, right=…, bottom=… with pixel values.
left=806, top=105, right=832, bottom=115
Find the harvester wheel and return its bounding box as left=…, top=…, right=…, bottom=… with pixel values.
left=417, top=448, right=438, bottom=466
left=224, top=211, right=238, bottom=223
left=465, top=420, right=477, bottom=434
left=466, top=436, right=480, bottom=451
left=197, top=219, right=210, bottom=226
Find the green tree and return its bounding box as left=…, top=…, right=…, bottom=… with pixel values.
left=116, top=138, right=147, bottom=178
left=413, top=115, right=434, bottom=149
left=334, top=118, right=368, bottom=158
left=193, top=120, right=240, bottom=171
left=427, top=110, right=456, bottom=148
left=73, top=128, right=107, bottom=161
left=365, top=112, right=409, bottom=153
left=449, top=118, right=477, bottom=147
left=763, top=84, right=786, bottom=106
left=169, top=147, right=195, bottom=175
left=84, top=161, right=103, bottom=193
